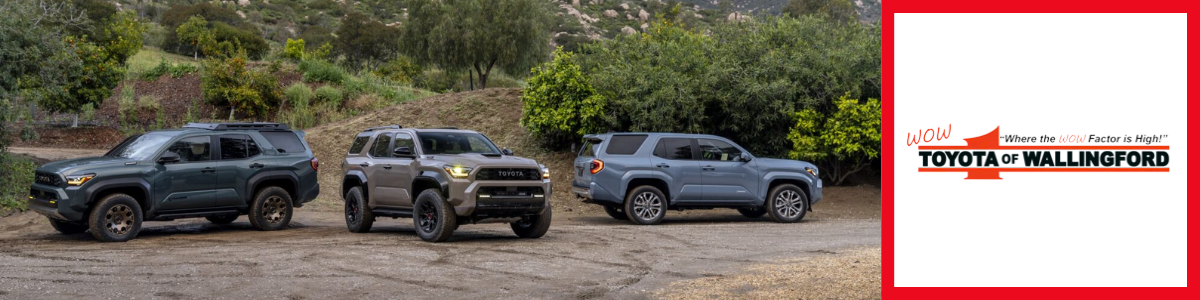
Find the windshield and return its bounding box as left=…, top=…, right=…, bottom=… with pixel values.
left=105, top=133, right=174, bottom=160
left=416, top=132, right=501, bottom=155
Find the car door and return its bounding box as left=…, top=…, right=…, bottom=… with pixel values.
left=697, top=138, right=759, bottom=202
left=154, top=135, right=217, bottom=211
left=387, top=132, right=418, bottom=209
left=648, top=137, right=704, bottom=203
left=212, top=134, right=265, bottom=208
left=364, top=133, right=407, bottom=208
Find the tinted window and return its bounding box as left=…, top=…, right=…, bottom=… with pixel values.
left=579, top=139, right=599, bottom=157
left=697, top=138, right=744, bottom=161
left=164, top=136, right=212, bottom=163
left=262, top=131, right=306, bottom=154
left=394, top=133, right=415, bottom=151
left=348, top=135, right=370, bottom=154
left=220, top=135, right=251, bottom=160
left=248, top=138, right=261, bottom=157
left=370, top=134, right=393, bottom=157
left=605, top=135, right=648, bottom=155
left=106, top=133, right=173, bottom=160
left=416, top=132, right=500, bottom=155
left=654, top=138, right=693, bottom=160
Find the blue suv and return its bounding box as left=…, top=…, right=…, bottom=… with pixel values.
left=571, top=133, right=822, bottom=225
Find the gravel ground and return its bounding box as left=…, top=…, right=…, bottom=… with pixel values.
left=655, top=247, right=881, bottom=299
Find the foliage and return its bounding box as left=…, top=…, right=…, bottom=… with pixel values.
left=175, top=15, right=213, bottom=59
left=521, top=48, right=608, bottom=150
left=299, top=59, right=348, bottom=84
left=278, top=84, right=316, bottom=129
left=284, top=38, right=306, bottom=60
left=402, top=0, right=552, bottom=88
left=415, top=68, right=458, bottom=93
left=200, top=51, right=281, bottom=117
left=307, top=42, right=333, bottom=61
left=783, top=0, right=858, bottom=23
left=314, top=86, right=344, bottom=107
left=160, top=3, right=257, bottom=58
left=0, top=153, right=36, bottom=211
left=141, top=59, right=198, bottom=80
left=97, top=11, right=147, bottom=64
left=788, top=95, right=881, bottom=185
left=334, top=12, right=401, bottom=70
left=283, top=83, right=314, bottom=107
left=38, top=35, right=126, bottom=116
left=373, top=56, right=423, bottom=84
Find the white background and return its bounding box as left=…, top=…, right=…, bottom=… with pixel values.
left=894, top=13, right=1187, bottom=287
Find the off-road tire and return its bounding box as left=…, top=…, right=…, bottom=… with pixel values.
left=413, top=189, right=456, bottom=242
left=511, top=207, right=552, bottom=238
left=49, top=218, right=87, bottom=234
left=624, top=186, right=667, bottom=225
left=344, top=186, right=374, bottom=233
left=603, top=205, right=628, bottom=220
left=249, top=186, right=293, bottom=231
left=205, top=214, right=238, bottom=224
left=86, top=193, right=143, bottom=242
left=737, top=207, right=768, bottom=218
left=766, top=184, right=808, bottom=223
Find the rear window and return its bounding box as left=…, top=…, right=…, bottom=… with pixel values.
left=262, top=131, right=307, bottom=154
left=579, top=139, right=600, bottom=157
left=604, top=135, right=648, bottom=155
left=348, top=135, right=370, bottom=154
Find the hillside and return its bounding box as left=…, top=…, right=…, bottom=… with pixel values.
left=303, top=88, right=595, bottom=215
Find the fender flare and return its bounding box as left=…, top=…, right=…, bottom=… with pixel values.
left=342, top=170, right=369, bottom=199
left=760, top=172, right=816, bottom=204
left=246, top=170, right=300, bottom=203
left=84, top=177, right=152, bottom=210
left=415, top=170, right=450, bottom=198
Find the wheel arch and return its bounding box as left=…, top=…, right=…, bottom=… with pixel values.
left=85, top=178, right=151, bottom=213
left=625, top=177, right=671, bottom=208
left=342, top=171, right=369, bottom=203
left=247, top=171, right=300, bottom=204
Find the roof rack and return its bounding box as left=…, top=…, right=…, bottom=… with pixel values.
left=435, top=127, right=459, bottom=130
left=364, top=125, right=403, bottom=132
left=183, top=122, right=291, bottom=131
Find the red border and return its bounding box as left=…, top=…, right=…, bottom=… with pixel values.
left=884, top=0, right=1193, bottom=297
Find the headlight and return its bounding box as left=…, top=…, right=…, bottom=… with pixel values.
left=66, top=174, right=96, bottom=186
left=539, top=164, right=550, bottom=179
left=443, top=165, right=472, bottom=179
left=805, top=167, right=818, bottom=177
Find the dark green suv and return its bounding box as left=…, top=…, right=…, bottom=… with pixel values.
left=27, top=123, right=320, bottom=242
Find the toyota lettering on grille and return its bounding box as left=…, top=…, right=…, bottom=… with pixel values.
left=36, top=174, right=55, bottom=184
left=499, top=170, right=524, bottom=178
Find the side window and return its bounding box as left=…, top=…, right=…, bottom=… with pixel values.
left=605, top=135, right=648, bottom=155
left=579, top=139, right=598, bottom=157
left=165, top=136, right=212, bottom=163
left=348, top=135, right=371, bottom=154
left=697, top=138, right=743, bottom=161
left=369, top=134, right=393, bottom=157
left=261, top=131, right=306, bottom=154
left=219, top=135, right=251, bottom=160
left=654, top=138, right=693, bottom=160
left=248, top=138, right=262, bottom=157
left=394, top=133, right=415, bottom=152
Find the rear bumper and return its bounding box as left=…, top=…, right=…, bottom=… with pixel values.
left=572, top=181, right=621, bottom=206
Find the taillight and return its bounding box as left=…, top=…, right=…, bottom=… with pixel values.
left=590, top=159, right=604, bottom=174
left=310, top=157, right=319, bottom=171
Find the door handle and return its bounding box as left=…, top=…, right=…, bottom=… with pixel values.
left=702, top=165, right=716, bottom=171
left=201, top=167, right=216, bottom=173
left=359, top=162, right=370, bottom=167
left=656, top=163, right=670, bottom=168
left=382, top=165, right=392, bottom=170
left=249, top=163, right=265, bottom=169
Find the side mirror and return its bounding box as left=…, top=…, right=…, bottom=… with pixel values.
left=393, top=147, right=414, bottom=157
left=502, top=148, right=514, bottom=156
left=740, top=154, right=752, bottom=162
left=158, top=152, right=181, bottom=164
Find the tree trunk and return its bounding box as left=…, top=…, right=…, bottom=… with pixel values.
left=228, top=107, right=235, bottom=121
left=71, top=113, right=78, bottom=128
left=468, top=68, right=475, bottom=91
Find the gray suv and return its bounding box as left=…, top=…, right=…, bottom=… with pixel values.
left=341, top=126, right=552, bottom=242
left=572, top=133, right=822, bottom=225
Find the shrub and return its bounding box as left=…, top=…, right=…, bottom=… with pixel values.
left=200, top=52, right=281, bottom=117
left=416, top=68, right=457, bottom=92
left=346, top=94, right=386, bottom=112
left=373, top=56, right=422, bottom=84
left=787, top=95, right=881, bottom=185
left=137, top=95, right=162, bottom=111
left=142, top=59, right=198, bottom=80
left=314, top=86, right=344, bottom=107
left=169, top=64, right=198, bottom=78
left=299, top=59, right=347, bottom=83
left=521, top=48, right=608, bottom=150
left=283, top=83, right=314, bottom=107
left=118, top=85, right=137, bottom=121
left=284, top=38, right=305, bottom=60
left=0, top=153, right=36, bottom=211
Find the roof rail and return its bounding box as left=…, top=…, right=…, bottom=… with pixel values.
left=435, top=126, right=459, bottom=130
left=364, top=125, right=403, bottom=132
left=183, top=122, right=291, bottom=131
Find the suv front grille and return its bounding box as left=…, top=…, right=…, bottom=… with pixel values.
left=474, top=168, right=542, bottom=181
left=34, top=172, right=62, bottom=187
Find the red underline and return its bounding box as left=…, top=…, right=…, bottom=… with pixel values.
left=917, top=145, right=1169, bottom=150
left=918, top=168, right=1169, bottom=172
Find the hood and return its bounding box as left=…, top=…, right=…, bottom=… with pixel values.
left=37, top=156, right=137, bottom=175
left=431, top=153, right=540, bottom=168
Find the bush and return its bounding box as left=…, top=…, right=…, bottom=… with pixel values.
left=0, top=153, right=36, bottom=211
left=521, top=48, right=608, bottom=150
left=314, top=86, right=344, bottom=107
left=200, top=52, right=281, bottom=117
left=346, top=94, right=386, bottom=112
left=416, top=68, right=457, bottom=92
left=373, top=56, right=422, bottom=84
left=283, top=83, right=314, bottom=107
left=141, top=59, right=198, bottom=81
left=169, top=64, right=198, bottom=78
left=787, top=95, right=881, bottom=185
left=299, top=59, right=347, bottom=83
left=284, top=38, right=305, bottom=60
left=137, top=95, right=162, bottom=111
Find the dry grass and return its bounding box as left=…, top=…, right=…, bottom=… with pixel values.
left=655, top=248, right=881, bottom=300
left=303, top=88, right=581, bottom=212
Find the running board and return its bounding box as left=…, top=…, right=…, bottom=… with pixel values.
left=372, top=208, right=413, bottom=218
left=152, top=209, right=239, bottom=221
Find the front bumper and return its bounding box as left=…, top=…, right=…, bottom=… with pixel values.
left=27, top=183, right=87, bottom=221
left=448, top=179, right=552, bottom=218
left=809, top=179, right=824, bottom=205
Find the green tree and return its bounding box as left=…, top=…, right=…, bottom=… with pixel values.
left=176, top=15, right=212, bottom=59
left=334, top=12, right=401, bottom=70
left=39, top=35, right=126, bottom=127
left=520, top=48, right=608, bottom=150
left=787, top=95, right=881, bottom=185
left=200, top=50, right=281, bottom=118
left=783, top=0, right=859, bottom=23
left=98, top=11, right=147, bottom=64
left=284, top=38, right=305, bottom=60
left=402, top=0, right=552, bottom=89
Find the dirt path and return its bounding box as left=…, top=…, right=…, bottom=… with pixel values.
left=6, top=147, right=107, bottom=162
left=0, top=209, right=879, bottom=299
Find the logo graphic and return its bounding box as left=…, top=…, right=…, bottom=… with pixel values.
left=917, top=127, right=1170, bottom=179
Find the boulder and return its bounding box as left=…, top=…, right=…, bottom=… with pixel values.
left=604, top=10, right=618, bottom=18
left=638, top=9, right=649, bottom=21
left=621, top=26, right=637, bottom=35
